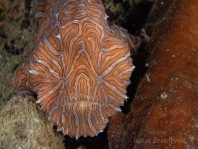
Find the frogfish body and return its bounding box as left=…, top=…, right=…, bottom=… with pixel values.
left=12, top=0, right=141, bottom=139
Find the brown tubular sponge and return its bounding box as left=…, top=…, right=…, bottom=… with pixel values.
left=108, top=0, right=198, bottom=148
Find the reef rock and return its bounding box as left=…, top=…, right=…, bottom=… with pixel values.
left=0, top=96, right=64, bottom=149
left=108, top=0, right=198, bottom=148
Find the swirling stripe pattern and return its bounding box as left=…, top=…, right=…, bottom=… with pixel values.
left=12, top=0, right=141, bottom=138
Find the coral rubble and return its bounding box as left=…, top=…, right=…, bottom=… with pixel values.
left=0, top=96, right=65, bottom=149
left=0, top=0, right=37, bottom=104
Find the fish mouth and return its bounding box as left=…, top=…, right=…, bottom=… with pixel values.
left=65, top=100, right=102, bottom=111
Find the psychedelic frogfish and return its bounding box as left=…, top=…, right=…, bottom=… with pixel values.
left=12, top=0, right=141, bottom=139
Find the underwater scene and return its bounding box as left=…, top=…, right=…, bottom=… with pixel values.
left=0, top=0, right=197, bottom=149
